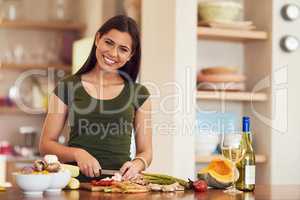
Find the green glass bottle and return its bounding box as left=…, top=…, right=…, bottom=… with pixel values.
left=236, top=116, right=256, bottom=191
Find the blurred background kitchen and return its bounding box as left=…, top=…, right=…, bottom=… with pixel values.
left=0, top=0, right=300, bottom=187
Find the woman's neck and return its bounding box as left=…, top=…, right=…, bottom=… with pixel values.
left=87, top=64, right=123, bottom=85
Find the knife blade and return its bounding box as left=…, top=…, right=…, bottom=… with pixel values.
left=100, top=169, right=121, bottom=176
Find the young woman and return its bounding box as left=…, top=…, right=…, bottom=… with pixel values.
left=39, top=15, right=152, bottom=182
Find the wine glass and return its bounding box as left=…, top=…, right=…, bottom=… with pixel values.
left=221, top=132, right=245, bottom=194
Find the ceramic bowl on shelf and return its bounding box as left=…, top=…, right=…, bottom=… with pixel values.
left=198, top=0, right=242, bottom=23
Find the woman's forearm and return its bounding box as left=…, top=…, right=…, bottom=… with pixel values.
left=39, top=140, right=79, bottom=163
left=135, top=151, right=152, bottom=169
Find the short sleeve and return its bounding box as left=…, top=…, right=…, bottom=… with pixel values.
left=134, top=84, right=150, bottom=110
left=53, top=78, right=71, bottom=106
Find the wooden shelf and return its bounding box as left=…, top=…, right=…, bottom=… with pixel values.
left=0, top=106, right=46, bottom=115
left=0, top=20, right=85, bottom=32
left=196, top=154, right=267, bottom=164
left=197, top=91, right=267, bottom=102
left=197, top=27, right=268, bottom=42
left=0, top=63, right=71, bottom=71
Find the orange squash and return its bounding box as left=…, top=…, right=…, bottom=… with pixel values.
left=197, top=157, right=235, bottom=189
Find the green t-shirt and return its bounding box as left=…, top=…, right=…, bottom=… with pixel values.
left=53, top=75, right=150, bottom=181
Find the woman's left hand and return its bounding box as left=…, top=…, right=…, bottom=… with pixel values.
left=120, top=160, right=144, bottom=180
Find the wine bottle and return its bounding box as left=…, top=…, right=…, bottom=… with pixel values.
left=236, top=116, right=256, bottom=191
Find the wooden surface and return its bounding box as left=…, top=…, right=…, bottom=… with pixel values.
left=196, top=154, right=267, bottom=164
left=197, top=91, right=268, bottom=102
left=2, top=185, right=300, bottom=200
left=0, top=20, right=85, bottom=32
left=197, top=27, right=268, bottom=42
left=80, top=182, right=108, bottom=192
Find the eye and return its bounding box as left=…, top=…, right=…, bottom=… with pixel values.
left=120, top=47, right=129, bottom=53
left=105, top=40, right=113, bottom=46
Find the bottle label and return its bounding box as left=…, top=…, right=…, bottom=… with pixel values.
left=245, top=165, right=255, bottom=184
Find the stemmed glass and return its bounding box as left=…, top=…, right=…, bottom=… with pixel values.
left=220, top=132, right=245, bottom=194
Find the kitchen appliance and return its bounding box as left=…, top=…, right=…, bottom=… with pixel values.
left=280, top=35, right=299, bottom=52
left=20, top=126, right=36, bottom=148
left=14, top=126, right=37, bottom=157
left=281, top=4, right=300, bottom=21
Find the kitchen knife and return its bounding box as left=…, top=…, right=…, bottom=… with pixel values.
left=100, top=169, right=121, bottom=176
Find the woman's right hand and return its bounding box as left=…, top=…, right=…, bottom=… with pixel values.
left=73, top=148, right=101, bottom=177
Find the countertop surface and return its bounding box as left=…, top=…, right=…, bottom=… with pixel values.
left=1, top=185, right=300, bottom=200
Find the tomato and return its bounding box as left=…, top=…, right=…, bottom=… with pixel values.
left=91, top=179, right=113, bottom=186
left=193, top=180, right=208, bottom=192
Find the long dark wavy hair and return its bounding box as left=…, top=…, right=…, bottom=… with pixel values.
left=75, top=15, right=141, bottom=82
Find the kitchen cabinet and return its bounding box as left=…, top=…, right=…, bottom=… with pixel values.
left=196, top=1, right=271, bottom=184
left=0, top=0, right=86, bottom=116
left=141, top=0, right=274, bottom=183
left=0, top=1, right=86, bottom=161
left=0, top=21, right=82, bottom=114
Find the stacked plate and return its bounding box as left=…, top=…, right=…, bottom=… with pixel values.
left=197, top=66, right=246, bottom=91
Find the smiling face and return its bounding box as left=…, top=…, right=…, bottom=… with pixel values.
left=95, top=29, right=133, bottom=72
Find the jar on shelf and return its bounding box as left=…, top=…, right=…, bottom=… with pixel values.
left=48, top=0, right=72, bottom=22
left=2, top=0, right=23, bottom=21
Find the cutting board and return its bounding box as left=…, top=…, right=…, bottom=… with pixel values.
left=80, top=182, right=115, bottom=192
left=80, top=182, right=149, bottom=193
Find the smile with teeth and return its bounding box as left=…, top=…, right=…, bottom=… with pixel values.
left=103, top=56, right=117, bottom=65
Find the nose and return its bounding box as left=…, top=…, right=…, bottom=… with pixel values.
left=109, top=46, right=118, bottom=57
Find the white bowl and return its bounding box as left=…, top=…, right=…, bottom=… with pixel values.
left=46, top=170, right=71, bottom=193
left=14, top=173, right=52, bottom=196
left=198, top=1, right=242, bottom=23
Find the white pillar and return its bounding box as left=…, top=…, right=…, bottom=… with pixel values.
left=141, top=0, right=197, bottom=179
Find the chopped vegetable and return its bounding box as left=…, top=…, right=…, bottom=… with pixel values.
left=45, top=163, right=61, bottom=173
left=148, top=183, right=162, bottom=191
left=66, top=178, right=80, bottom=190
left=142, top=172, right=190, bottom=189
left=33, top=160, right=48, bottom=172
left=91, top=179, right=114, bottom=187
left=61, top=164, right=80, bottom=177
left=20, top=166, right=34, bottom=174
left=111, top=173, right=122, bottom=182
left=44, top=155, right=59, bottom=164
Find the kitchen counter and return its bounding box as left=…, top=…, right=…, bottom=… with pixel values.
left=1, top=185, right=300, bottom=200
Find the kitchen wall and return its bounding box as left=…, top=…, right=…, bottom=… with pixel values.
left=270, top=0, right=300, bottom=184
